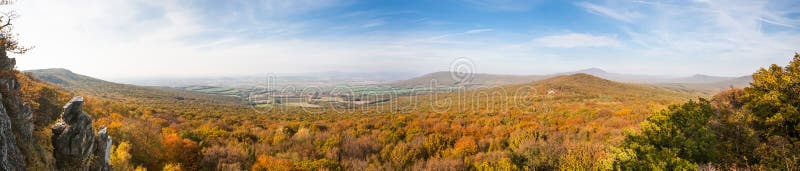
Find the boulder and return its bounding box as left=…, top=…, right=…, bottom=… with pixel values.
left=52, top=96, right=113, bottom=170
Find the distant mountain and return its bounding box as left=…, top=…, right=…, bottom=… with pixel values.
left=388, top=71, right=548, bottom=88
left=523, top=73, right=692, bottom=100
left=657, top=75, right=753, bottom=95
left=391, top=68, right=752, bottom=95
left=668, top=74, right=736, bottom=84
left=713, top=75, right=753, bottom=87
left=399, top=73, right=696, bottom=114
left=26, top=68, right=242, bottom=104
left=569, top=67, right=609, bottom=75
left=559, top=68, right=671, bottom=83
left=26, top=68, right=109, bottom=88
left=560, top=68, right=737, bottom=84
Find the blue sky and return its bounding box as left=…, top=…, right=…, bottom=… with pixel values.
left=9, top=0, right=800, bottom=79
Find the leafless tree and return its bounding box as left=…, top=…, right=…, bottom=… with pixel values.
left=0, top=0, right=32, bottom=55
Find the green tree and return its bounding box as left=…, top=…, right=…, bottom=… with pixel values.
left=745, top=53, right=800, bottom=139
left=614, top=99, right=717, bottom=170
left=744, top=53, right=800, bottom=169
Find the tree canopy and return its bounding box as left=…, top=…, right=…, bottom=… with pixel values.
left=615, top=53, right=800, bottom=170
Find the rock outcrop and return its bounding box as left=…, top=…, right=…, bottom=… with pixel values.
left=92, top=126, right=112, bottom=171
left=0, top=49, right=33, bottom=170
left=0, top=44, right=112, bottom=170
left=52, top=96, right=112, bottom=170
left=0, top=98, right=25, bottom=171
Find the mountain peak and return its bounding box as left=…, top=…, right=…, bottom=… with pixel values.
left=575, top=68, right=608, bottom=74
left=556, top=73, right=607, bottom=80
left=691, top=74, right=710, bottom=77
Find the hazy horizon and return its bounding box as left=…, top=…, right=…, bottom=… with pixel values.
left=25, top=66, right=752, bottom=84
left=8, top=0, right=800, bottom=79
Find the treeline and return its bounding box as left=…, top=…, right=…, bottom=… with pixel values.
left=614, top=53, right=800, bottom=170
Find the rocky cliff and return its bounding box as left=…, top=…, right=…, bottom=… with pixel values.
left=0, top=50, right=34, bottom=170
left=0, top=50, right=112, bottom=170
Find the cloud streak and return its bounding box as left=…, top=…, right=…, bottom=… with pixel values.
left=534, top=33, right=621, bottom=48
left=576, top=2, right=639, bottom=22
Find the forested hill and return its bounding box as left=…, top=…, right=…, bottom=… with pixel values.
left=26, top=68, right=244, bottom=105
left=392, top=69, right=751, bottom=96
left=427, top=73, right=697, bottom=115
left=524, top=73, right=692, bottom=101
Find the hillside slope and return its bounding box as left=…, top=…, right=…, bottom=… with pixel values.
left=525, top=73, right=692, bottom=100
left=449, top=73, right=695, bottom=113
left=26, top=68, right=244, bottom=105
left=656, top=75, right=752, bottom=95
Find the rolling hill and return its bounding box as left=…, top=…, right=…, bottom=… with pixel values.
left=656, top=75, right=753, bottom=95
left=392, top=68, right=751, bottom=95
left=489, top=73, right=694, bottom=109
left=395, top=73, right=696, bottom=117
left=522, top=73, right=692, bottom=100
left=25, top=68, right=244, bottom=105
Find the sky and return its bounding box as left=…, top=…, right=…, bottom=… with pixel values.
left=7, top=0, right=800, bottom=80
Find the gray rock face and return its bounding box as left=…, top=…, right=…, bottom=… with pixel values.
left=52, top=96, right=112, bottom=170
left=0, top=96, right=25, bottom=171
left=0, top=54, right=112, bottom=170
left=92, top=126, right=112, bottom=171
left=0, top=78, right=36, bottom=141
left=52, top=96, right=95, bottom=169
left=0, top=53, right=31, bottom=170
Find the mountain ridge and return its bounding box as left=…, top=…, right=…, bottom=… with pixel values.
left=390, top=68, right=752, bottom=94
left=25, top=68, right=244, bottom=105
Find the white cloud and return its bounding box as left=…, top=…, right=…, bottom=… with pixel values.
left=462, top=0, right=547, bottom=12
left=8, top=0, right=348, bottom=78
left=361, top=19, right=385, bottom=28
left=5, top=1, right=530, bottom=79
left=576, top=2, right=639, bottom=22
left=464, top=29, right=493, bottom=34
left=572, top=0, right=800, bottom=76
left=534, top=33, right=621, bottom=48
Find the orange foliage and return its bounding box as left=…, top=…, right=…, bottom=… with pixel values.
left=252, top=155, right=293, bottom=171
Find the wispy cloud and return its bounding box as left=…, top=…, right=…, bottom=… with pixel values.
left=575, top=2, right=640, bottom=22
left=464, top=29, right=493, bottom=34
left=462, top=0, right=547, bottom=12
left=534, top=33, right=621, bottom=48
left=361, top=19, right=385, bottom=28
left=572, top=0, right=800, bottom=75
